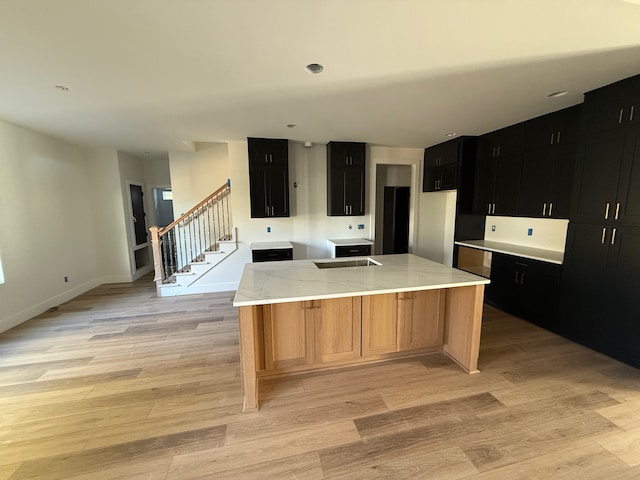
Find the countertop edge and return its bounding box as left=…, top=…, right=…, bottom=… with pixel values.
left=233, top=279, right=490, bottom=307
left=455, top=240, right=564, bottom=265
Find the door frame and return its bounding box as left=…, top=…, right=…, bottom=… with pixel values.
left=125, top=180, right=153, bottom=279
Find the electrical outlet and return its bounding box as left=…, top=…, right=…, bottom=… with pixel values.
left=527, top=228, right=533, bottom=236
left=348, top=224, right=353, bottom=230
left=491, top=225, right=496, bottom=232
left=64, top=276, right=69, bottom=283
left=266, top=226, right=271, bottom=233
left=357, top=224, right=365, bottom=230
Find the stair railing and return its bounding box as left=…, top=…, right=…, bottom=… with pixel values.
left=150, top=179, right=232, bottom=286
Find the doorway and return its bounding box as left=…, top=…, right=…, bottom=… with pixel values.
left=127, top=182, right=151, bottom=275
left=375, top=164, right=412, bottom=254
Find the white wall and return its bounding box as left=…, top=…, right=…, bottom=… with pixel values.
left=415, top=190, right=457, bottom=265
left=368, top=146, right=423, bottom=255
left=0, top=120, right=101, bottom=332
left=86, top=149, right=131, bottom=283
left=484, top=216, right=569, bottom=251
left=169, top=142, right=230, bottom=219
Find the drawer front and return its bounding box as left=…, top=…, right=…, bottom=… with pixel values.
left=252, top=248, right=293, bottom=262
left=335, top=244, right=372, bottom=257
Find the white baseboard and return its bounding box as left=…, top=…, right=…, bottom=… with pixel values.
left=0, top=278, right=102, bottom=334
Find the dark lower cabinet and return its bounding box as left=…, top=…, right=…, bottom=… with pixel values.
left=252, top=248, right=293, bottom=262
left=561, top=223, right=640, bottom=367
left=488, top=253, right=561, bottom=331
left=335, top=244, right=371, bottom=257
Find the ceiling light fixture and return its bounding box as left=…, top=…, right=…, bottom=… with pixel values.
left=286, top=124, right=296, bottom=128
left=548, top=91, right=568, bottom=98
left=305, top=63, right=324, bottom=74
left=54, top=84, right=69, bottom=91
left=445, top=132, right=457, bottom=137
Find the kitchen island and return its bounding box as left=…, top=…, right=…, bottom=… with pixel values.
left=233, top=253, right=489, bottom=411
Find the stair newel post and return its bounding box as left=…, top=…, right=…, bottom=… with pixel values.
left=149, top=226, right=165, bottom=287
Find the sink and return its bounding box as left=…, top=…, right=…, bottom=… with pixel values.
left=313, top=258, right=381, bottom=269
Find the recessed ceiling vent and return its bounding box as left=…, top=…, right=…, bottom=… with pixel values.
left=305, top=63, right=324, bottom=74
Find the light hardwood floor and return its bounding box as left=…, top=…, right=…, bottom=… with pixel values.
left=1, top=275, right=640, bottom=479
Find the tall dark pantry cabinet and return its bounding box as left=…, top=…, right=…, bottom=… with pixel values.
left=561, top=73, right=640, bottom=368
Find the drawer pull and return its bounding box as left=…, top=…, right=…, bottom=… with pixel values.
left=601, top=227, right=607, bottom=245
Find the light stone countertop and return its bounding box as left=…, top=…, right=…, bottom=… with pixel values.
left=250, top=241, right=293, bottom=250
left=327, top=238, right=374, bottom=246
left=233, top=253, right=489, bottom=307
left=455, top=240, right=565, bottom=265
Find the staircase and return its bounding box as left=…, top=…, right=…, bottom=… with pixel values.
left=149, top=180, right=237, bottom=297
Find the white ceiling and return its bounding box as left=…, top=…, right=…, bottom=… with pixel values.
left=2, top=0, right=640, bottom=155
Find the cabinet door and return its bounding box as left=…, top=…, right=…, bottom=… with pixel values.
left=606, top=226, right=640, bottom=367
left=314, top=297, right=361, bottom=364
left=571, top=129, right=627, bottom=223
left=362, top=293, right=398, bottom=356
left=248, top=137, right=288, bottom=165
left=327, top=167, right=348, bottom=215
left=519, top=150, right=554, bottom=217
left=344, top=165, right=365, bottom=215
left=267, top=164, right=290, bottom=217
left=560, top=223, right=610, bottom=345
left=328, top=142, right=365, bottom=166
left=493, top=154, right=522, bottom=216
left=548, top=142, right=577, bottom=219
left=248, top=164, right=269, bottom=218
left=473, top=156, right=496, bottom=215
left=263, top=302, right=314, bottom=370
left=582, top=82, right=631, bottom=134
left=398, top=290, right=444, bottom=350
left=617, top=125, right=640, bottom=224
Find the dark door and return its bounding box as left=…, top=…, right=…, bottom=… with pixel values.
left=519, top=151, right=553, bottom=217
left=129, top=184, right=148, bottom=246
left=618, top=125, right=640, bottom=224
left=382, top=186, right=410, bottom=254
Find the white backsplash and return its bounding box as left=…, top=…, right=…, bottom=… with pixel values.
left=484, top=216, right=569, bottom=252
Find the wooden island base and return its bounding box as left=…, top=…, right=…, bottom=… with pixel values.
left=238, top=284, right=484, bottom=412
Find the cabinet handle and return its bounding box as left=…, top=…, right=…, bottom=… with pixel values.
left=550, top=133, right=554, bottom=145
left=492, top=147, right=496, bottom=157
left=497, top=146, right=500, bottom=157
left=271, top=206, right=275, bottom=216
left=615, top=202, right=620, bottom=220
left=605, top=202, right=610, bottom=220
left=557, top=131, right=561, bottom=143
left=619, top=108, right=624, bottom=124
left=543, top=203, right=547, bottom=216
left=611, top=228, right=617, bottom=246
left=515, top=271, right=520, bottom=284
left=520, top=272, right=525, bottom=285
left=630, top=106, right=635, bottom=122
left=549, top=202, right=553, bottom=217
left=488, top=203, right=491, bottom=214
left=601, top=227, right=607, bottom=245
left=492, top=203, right=496, bottom=214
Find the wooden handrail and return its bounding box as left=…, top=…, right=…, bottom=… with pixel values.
left=159, top=180, right=230, bottom=237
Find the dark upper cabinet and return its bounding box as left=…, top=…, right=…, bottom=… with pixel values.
left=327, top=142, right=366, bottom=216
left=523, top=105, right=581, bottom=152
left=423, top=137, right=476, bottom=195
left=473, top=125, right=523, bottom=216
left=518, top=106, right=581, bottom=219
left=476, top=124, right=524, bottom=160
left=581, top=74, right=640, bottom=134
left=570, top=126, right=640, bottom=224
left=247, top=138, right=290, bottom=218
